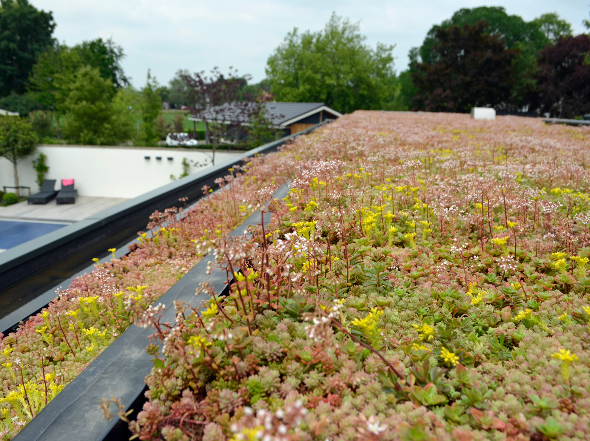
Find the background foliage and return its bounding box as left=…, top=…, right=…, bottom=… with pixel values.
left=266, top=13, right=397, bottom=114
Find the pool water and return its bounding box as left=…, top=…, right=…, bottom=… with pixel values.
left=0, top=220, right=68, bottom=252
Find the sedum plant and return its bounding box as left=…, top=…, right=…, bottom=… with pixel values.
left=123, top=113, right=590, bottom=440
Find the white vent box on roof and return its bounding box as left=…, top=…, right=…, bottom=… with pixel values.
left=471, top=107, right=496, bottom=120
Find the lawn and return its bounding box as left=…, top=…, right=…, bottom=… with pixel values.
left=2, top=111, right=590, bottom=441
left=161, top=109, right=206, bottom=132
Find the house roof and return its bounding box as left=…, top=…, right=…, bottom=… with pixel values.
left=188, top=102, right=341, bottom=127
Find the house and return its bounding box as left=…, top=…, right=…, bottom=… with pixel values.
left=188, top=102, right=342, bottom=140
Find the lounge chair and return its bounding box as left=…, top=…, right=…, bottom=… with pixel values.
left=28, top=179, right=58, bottom=204
left=56, top=179, right=77, bottom=205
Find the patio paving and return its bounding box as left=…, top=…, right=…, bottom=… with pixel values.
left=0, top=197, right=128, bottom=223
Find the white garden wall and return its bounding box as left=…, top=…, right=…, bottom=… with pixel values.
left=0, top=145, right=242, bottom=199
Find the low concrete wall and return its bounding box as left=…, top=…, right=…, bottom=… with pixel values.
left=0, top=145, right=242, bottom=199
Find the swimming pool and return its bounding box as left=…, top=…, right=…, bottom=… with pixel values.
left=0, top=220, right=68, bottom=252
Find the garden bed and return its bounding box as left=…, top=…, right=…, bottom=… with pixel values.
left=3, top=111, right=590, bottom=440
left=127, top=112, right=590, bottom=440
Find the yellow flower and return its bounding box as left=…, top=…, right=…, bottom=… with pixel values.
left=552, top=349, right=579, bottom=384
left=404, top=232, right=417, bottom=249
left=411, top=343, right=430, bottom=352
left=552, top=348, right=578, bottom=363
left=234, top=271, right=258, bottom=282
left=570, top=256, right=588, bottom=278
left=108, top=248, right=116, bottom=259
left=507, top=221, right=518, bottom=229
left=441, top=347, right=459, bottom=366
left=491, top=236, right=509, bottom=246
left=83, top=327, right=98, bottom=336
left=187, top=335, right=211, bottom=356
left=305, top=199, right=319, bottom=211
left=558, top=313, right=569, bottom=321
left=86, top=344, right=95, bottom=352
left=413, top=323, right=435, bottom=341
left=514, top=309, right=532, bottom=321
left=202, top=303, right=218, bottom=319
left=92, top=257, right=99, bottom=263
left=351, top=308, right=384, bottom=349
left=553, top=258, right=567, bottom=273
left=469, top=291, right=484, bottom=305
left=35, top=326, right=48, bottom=335
left=583, top=305, right=590, bottom=316
left=551, top=252, right=567, bottom=260
left=570, top=256, right=588, bottom=265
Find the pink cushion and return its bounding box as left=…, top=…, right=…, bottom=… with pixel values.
left=62, top=179, right=74, bottom=186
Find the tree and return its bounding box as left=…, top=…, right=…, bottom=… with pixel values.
left=0, top=0, right=55, bottom=97
left=29, top=38, right=127, bottom=111
left=417, top=7, right=547, bottom=65
left=60, top=66, right=135, bottom=145
left=167, top=69, right=191, bottom=108
left=135, top=71, right=163, bottom=146
left=28, top=43, right=82, bottom=111
left=411, top=21, right=518, bottom=113
left=0, top=116, right=38, bottom=196
left=532, top=13, right=573, bottom=43
left=410, top=7, right=551, bottom=110
left=75, top=38, right=128, bottom=89
left=266, top=13, right=396, bottom=114
left=536, top=34, right=590, bottom=118
left=182, top=67, right=261, bottom=164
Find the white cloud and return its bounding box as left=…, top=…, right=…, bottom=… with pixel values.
left=35, top=0, right=590, bottom=86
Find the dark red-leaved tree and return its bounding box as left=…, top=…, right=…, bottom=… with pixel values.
left=536, top=34, right=590, bottom=118
left=411, top=21, right=519, bottom=113
left=181, top=68, right=262, bottom=165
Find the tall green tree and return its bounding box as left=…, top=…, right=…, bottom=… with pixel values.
left=0, top=116, right=38, bottom=194
left=167, top=69, right=191, bottom=108
left=532, top=13, right=573, bottom=43
left=411, top=21, right=518, bottom=113
left=75, top=38, right=128, bottom=89
left=0, top=0, right=55, bottom=97
left=61, top=66, right=133, bottom=145
left=29, top=38, right=127, bottom=111
left=266, top=13, right=396, bottom=114
left=136, top=71, right=163, bottom=146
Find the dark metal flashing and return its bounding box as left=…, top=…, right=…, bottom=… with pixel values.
left=543, top=118, right=590, bottom=126
left=13, top=184, right=289, bottom=441
left=0, top=121, right=329, bottom=323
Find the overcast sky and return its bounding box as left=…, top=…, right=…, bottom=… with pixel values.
left=37, top=0, right=590, bottom=87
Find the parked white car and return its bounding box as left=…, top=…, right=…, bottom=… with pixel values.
left=166, top=133, right=199, bottom=147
